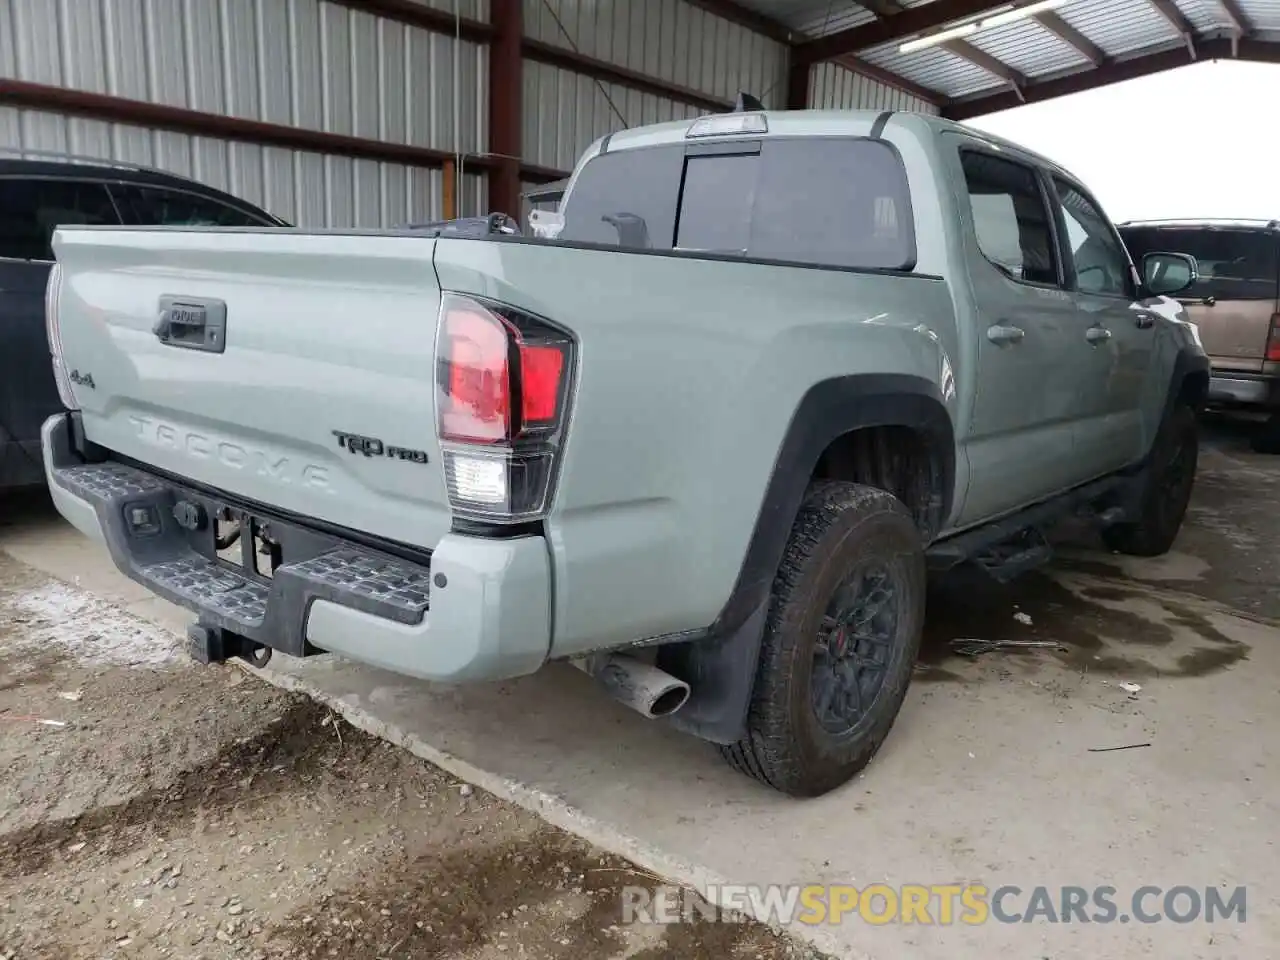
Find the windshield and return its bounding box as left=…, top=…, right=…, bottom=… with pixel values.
left=559, top=137, right=916, bottom=272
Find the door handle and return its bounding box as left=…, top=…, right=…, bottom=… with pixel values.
left=1135, top=313, right=1156, bottom=329
left=1086, top=326, right=1113, bottom=345
left=986, top=324, right=1025, bottom=345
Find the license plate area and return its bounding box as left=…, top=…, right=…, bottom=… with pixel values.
left=214, top=510, right=283, bottom=580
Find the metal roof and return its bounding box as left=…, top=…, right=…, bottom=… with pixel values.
left=731, top=0, right=1280, bottom=118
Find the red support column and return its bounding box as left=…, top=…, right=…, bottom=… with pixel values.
left=786, top=50, right=811, bottom=109
left=488, top=0, right=523, bottom=216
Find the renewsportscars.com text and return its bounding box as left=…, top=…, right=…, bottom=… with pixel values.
left=620, top=883, right=1247, bottom=926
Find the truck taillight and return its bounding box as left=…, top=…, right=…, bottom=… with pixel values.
left=1267, top=313, right=1280, bottom=362
left=435, top=293, right=574, bottom=522
left=44, top=262, right=79, bottom=410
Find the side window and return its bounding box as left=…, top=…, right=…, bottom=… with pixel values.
left=960, top=151, right=1058, bottom=286
left=1052, top=178, right=1131, bottom=297
left=110, top=184, right=270, bottom=227
left=0, top=178, right=119, bottom=261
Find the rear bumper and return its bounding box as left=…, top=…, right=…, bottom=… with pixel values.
left=41, top=414, right=552, bottom=683
left=1206, top=371, right=1280, bottom=409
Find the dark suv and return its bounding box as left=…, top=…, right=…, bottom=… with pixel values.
left=0, top=153, right=285, bottom=491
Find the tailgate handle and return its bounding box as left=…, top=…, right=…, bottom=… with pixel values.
left=154, top=296, right=227, bottom=353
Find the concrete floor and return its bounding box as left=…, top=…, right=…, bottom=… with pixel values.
left=2, top=420, right=1276, bottom=960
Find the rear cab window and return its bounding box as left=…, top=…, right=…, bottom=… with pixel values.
left=1120, top=225, right=1280, bottom=303
left=559, top=137, right=916, bottom=272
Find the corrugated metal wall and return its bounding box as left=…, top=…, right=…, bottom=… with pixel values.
left=0, top=105, right=481, bottom=228
left=0, top=0, right=933, bottom=225
left=522, top=62, right=704, bottom=172
left=808, top=62, right=940, bottom=114
left=0, top=0, right=489, bottom=225
left=521, top=0, right=788, bottom=170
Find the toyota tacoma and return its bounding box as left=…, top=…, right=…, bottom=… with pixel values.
left=41, top=109, right=1207, bottom=797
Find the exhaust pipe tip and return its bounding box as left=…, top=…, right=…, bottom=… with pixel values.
left=576, top=654, right=691, bottom=720
left=646, top=680, right=691, bottom=718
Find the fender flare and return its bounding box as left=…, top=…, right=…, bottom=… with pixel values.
left=660, top=373, right=955, bottom=744
left=1164, top=344, right=1210, bottom=421
left=1110, top=344, right=1210, bottom=518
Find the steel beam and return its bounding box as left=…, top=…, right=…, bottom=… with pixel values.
left=683, top=0, right=795, bottom=44
left=488, top=0, right=523, bottom=218
left=943, top=37, right=1280, bottom=120
left=1216, top=0, right=1253, bottom=35
left=786, top=55, right=812, bottom=109
left=326, top=0, right=493, bottom=43
left=855, top=0, right=1023, bottom=95
left=941, top=40, right=1028, bottom=87
left=1034, top=11, right=1107, bottom=66
left=1148, top=0, right=1199, bottom=58
left=838, top=57, right=943, bottom=103
left=799, top=0, right=1030, bottom=62
left=523, top=41, right=733, bottom=113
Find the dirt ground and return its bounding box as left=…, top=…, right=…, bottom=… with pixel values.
left=0, top=553, right=821, bottom=960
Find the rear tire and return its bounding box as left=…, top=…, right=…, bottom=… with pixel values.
left=1251, top=412, right=1280, bottom=455
left=720, top=482, right=926, bottom=797
left=1102, top=402, right=1198, bottom=557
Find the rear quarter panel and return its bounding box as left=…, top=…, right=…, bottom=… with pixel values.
left=434, top=239, right=960, bottom=657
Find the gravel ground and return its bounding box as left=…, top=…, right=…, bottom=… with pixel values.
left=0, top=552, right=823, bottom=960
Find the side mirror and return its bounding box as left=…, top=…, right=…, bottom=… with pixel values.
left=1142, top=251, right=1198, bottom=297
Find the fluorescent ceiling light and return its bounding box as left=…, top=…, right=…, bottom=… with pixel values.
left=898, top=0, right=1067, bottom=54
left=899, top=22, right=978, bottom=53
left=983, top=0, right=1067, bottom=28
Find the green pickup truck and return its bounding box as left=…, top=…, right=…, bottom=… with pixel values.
left=41, top=109, right=1206, bottom=797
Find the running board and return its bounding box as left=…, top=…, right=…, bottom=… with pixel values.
left=927, top=476, right=1124, bottom=573
left=973, top=529, right=1053, bottom=584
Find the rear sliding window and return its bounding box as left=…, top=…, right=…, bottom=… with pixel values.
left=1121, top=226, right=1279, bottom=302
left=559, top=138, right=916, bottom=271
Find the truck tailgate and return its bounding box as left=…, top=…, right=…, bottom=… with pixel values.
left=51, top=227, right=452, bottom=549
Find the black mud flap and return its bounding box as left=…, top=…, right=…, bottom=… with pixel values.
left=657, top=600, right=768, bottom=745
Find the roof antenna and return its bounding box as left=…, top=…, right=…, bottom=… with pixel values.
left=733, top=91, right=765, bottom=112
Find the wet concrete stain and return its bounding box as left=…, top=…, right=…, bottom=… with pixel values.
left=914, top=567, right=1250, bottom=682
